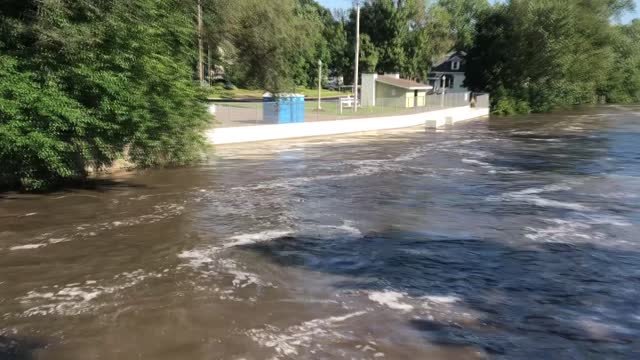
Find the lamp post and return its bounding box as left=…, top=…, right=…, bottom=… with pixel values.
left=317, top=59, right=322, bottom=111
left=353, top=2, right=360, bottom=113
left=197, top=0, right=204, bottom=87
left=440, top=75, right=446, bottom=108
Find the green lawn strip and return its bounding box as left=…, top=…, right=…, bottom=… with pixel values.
left=208, top=86, right=350, bottom=100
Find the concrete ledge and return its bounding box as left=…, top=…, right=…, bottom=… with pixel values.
left=207, top=106, right=489, bottom=145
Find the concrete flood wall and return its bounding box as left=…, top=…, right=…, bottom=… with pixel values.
left=206, top=106, right=489, bottom=145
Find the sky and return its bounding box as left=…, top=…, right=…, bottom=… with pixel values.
left=317, top=0, right=640, bottom=24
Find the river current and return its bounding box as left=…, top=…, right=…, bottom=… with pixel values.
left=1, top=106, right=640, bottom=359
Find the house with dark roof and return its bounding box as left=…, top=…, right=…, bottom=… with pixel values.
left=428, top=51, right=468, bottom=93
left=361, top=73, right=432, bottom=108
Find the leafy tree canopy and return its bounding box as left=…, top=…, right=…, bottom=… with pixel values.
left=465, top=0, right=639, bottom=114
left=0, top=0, right=208, bottom=190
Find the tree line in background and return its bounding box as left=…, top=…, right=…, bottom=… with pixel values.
left=200, top=0, right=488, bottom=91
left=465, top=0, right=640, bottom=115
left=200, top=0, right=640, bottom=113
left=1, top=0, right=639, bottom=190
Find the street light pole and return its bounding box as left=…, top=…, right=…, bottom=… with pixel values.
left=440, top=75, right=446, bottom=108
left=207, top=44, right=212, bottom=86
left=353, top=2, right=360, bottom=113
left=197, top=0, right=204, bottom=87
left=318, top=59, right=322, bottom=110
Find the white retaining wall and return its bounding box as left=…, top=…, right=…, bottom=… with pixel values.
left=207, top=106, right=489, bottom=145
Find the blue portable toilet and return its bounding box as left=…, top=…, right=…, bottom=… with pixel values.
left=262, top=92, right=277, bottom=123
left=262, top=93, right=305, bottom=124
left=291, top=95, right=305, bottom=123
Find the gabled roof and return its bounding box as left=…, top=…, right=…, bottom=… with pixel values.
left=431, top=50, right=467, bottom=73
left=376, top=76, right=431, bottom=90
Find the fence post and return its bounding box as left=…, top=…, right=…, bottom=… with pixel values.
left=445, top=116, right=453, bottom=127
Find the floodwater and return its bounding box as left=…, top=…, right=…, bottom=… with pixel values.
left=2, top=106, right=640, bottom=359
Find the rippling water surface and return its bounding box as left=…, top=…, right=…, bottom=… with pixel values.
left=2, top=106, right=640, bottom=359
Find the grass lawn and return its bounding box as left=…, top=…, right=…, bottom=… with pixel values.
left=296, top=88, right=351, bottom=98
left=208, top=84, right=351, bottom=100
left=304, top=99, right=412, bottom=117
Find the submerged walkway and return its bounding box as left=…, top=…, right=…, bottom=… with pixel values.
left=206, top=105, right=490, bottom=145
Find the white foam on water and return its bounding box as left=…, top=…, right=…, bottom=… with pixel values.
left=460, top=157, right=523, bottom=175
left=395, top=149, right=425, bottom=162
left=224, top=230, right=294, bottom=248
left=9, top=243, right=47, bottom=251
left=19, top=270, right=162, bottom=316
left=48, top=237, right=70, bottom=244
left=520, top=197, right=590, bottom=211
left=331, top=221, right=363, bottom=238
left=530, top=138, right=561, bottom=142
left=178, top=247, right=221, bottom=268
left=577, top=318, right=637, bottom=339
left=229, top=158, right=409, bottom=193
left=525, top=213, right=634, bottom=244
left=218, top=258, right=268, bottom=288
left=441, top=168, right=476, bottom=174
left=449, top=149, right=494, bottom=158
left=368, top=291, right=414, bottom=312
left=18, top=201, right=187, bottom=251
left=509, top=184, right=573, bottom=195
left=420, top=295, right=461, bottom=304
left=179, top=222, right=362, bottom=300
left=458, top=139, right=483, bottom=144
left=301, top=221, right=363, bottom=240
left=178, top=234, right=282, bottom=298
left=577, top=214, right=632, bottom=227
left=525, top=219, right=602, bottom=243
left=247, top=311, right=367, bottom=357
left=178, top=229, right=294, bottom=269
left=491, top=169, right=525, bottom=175
left=462, top=158, right=492, bottom=167
left=228, top=164, right=387, bottom=192
left=488, top=184, right=591, bottom=211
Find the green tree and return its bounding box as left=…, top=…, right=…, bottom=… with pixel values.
left=404, top=3, right=455, bottom=80
left=606, top=20, right=640, bottom=103
left=0, top=0, right=208, bottom=190
left=343, top=0, right=454, bottom=82
left=465, top=0, right=636, bottom=114
left=202, top=0, right=333, bottom=92
left=437, top=0, right=489, bottom=50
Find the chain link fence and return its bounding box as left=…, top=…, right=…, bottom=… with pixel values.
left=209, top=92, right=486, bottom=128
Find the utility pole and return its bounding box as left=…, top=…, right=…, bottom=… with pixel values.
left=197, top=0, right=204, bottom=87
left=317, top=59, right=323, bottom=110
left=441, top=75, right=446, bottom=108
left=207, top=44, right=212, bottom=86
left=353, top=2, right=360, bottom=113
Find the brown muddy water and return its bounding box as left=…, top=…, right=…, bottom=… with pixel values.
left=2, top=106, right=640, bottom=359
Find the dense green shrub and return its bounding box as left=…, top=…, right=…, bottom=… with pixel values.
left=0, top=0, right=209, bottom=190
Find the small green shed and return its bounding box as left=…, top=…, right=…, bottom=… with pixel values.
left=361, top=73, right=432, bottom=109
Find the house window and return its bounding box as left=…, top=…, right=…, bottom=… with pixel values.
left=391, top=88, right=396, bottom=96
left=451, top=61, right=460, bottom=71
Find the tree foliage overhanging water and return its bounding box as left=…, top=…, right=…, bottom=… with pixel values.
left=465, top=0, right=640, bottom=115
left=1, top=0, right=639, bottom=190
left=0, top=0, right=209, bottom=190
